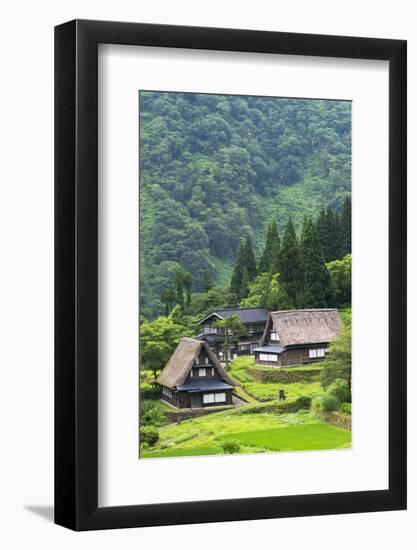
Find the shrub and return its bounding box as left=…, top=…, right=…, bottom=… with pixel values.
left=312, top=394, right=340, bottom=414
left=140, top=399, right=168, bottom=427
left=221, top=440, right=241, bottom=454
left=140, top=382, right=161, bottom=400
left=140, top=426, right=159, bottom=446
left=294, top=395, right=312, bottom=409
left=327, top=379, right=351, bottom=403
left=340, top=402, right=352, bottom=414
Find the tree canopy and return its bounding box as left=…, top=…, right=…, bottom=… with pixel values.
left=140, top=92, right=351, bottom=318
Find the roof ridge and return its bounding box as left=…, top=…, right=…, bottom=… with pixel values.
left=217, top=306, right=268, bottom=311
left=271, top=308, right=338, bottom=314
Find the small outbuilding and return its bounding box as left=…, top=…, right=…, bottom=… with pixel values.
left=254, top=309, right=342, bottom=367
left=157, top=337, right=236, bottom=409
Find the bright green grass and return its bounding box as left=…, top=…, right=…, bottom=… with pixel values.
left=141, top=445, right=222, bottom=458
left=221, top=424, right=351, bottom=452
left=243, top=381, right=322, bottom=402
left=140, top=409, right=350, bottom=458
left=253, top=364, right=323, bottom=372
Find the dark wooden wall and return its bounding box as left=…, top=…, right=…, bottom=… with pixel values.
left=255, top=345, right=328, bottom=367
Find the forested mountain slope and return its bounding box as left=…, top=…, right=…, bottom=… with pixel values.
left=139, top=92, right=351, bottom=318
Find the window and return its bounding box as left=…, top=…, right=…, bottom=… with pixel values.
left=203, top=393, right=215, bottom=404
left=309, top=348, right=325, bottom=358
left=270, top=331, right=279, bottom=341
left=205, top=356, right=209, bottom=364
left=190, top=369, right=194, bottom=377
left=203, top=393, right=226, bottom=404
left=209, top=367, right=214, bottom=376
left=198, top=368, right=206, bottom=377
left=259, top=353, right=278, bottom=362
left=162, top=387, right=172, bottom=398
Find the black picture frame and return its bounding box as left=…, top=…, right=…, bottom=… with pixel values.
left=55, top=19, right=407, bottom=531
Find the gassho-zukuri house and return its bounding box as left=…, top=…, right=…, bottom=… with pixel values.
left=254, top=308, right=342, bottom=367
left=196, top=307, right=269, bottom=360
left=157, top=337, right=236, bottom=409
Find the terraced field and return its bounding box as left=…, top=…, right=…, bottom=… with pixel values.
left=141, top=409, right=351, bottom=458
left=140, top=356, right=351, bottom=459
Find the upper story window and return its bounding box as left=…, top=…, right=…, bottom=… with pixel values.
left=198, top=368, right=207, bottom=377
left=270, top=331, right=279, bottom=341
left=203, top=325, right=217, bottom=334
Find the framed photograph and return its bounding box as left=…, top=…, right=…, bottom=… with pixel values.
left=55, top=20, right=406, bottom=530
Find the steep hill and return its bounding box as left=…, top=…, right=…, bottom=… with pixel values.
left=139, top=91, right=351, bottom=318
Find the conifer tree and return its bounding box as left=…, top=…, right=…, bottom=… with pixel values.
left=258, top=221, right=280, bottom=273
left=243, top=236, right=257, bottom=281
left=278, top=218, right=304, bottom=307
left=316, top=206, right=340, bottom=262
left=300, top=219, right=333, bottom=308
left=230, top=240, right=246, bottom=298
left=275, top=284, right=293, bottom=310
left=339, top=195, right=352, bottom=257
left=230, top=237, right=257, bottom=300
left=269, top=235, right=281, bottom=275
left=241, top=268, right=250, bottom=299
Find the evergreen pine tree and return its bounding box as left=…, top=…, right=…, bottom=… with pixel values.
left=278, top=218, right=304, bottom=308
left=243, top=236, right=257, bottom=281
left=316, top=206, right=340, bottom=262
left=230, top=240, right=246, bottom=298
left=300, top=219, right=333, bottom=308
left=241, top=267, right=250, bottom=300
left=339, top=195, right=352, bottom=257
left=275, top=284, right=293, bottom=310
left=258, top=221, right=279, bottom=273
left=300, top=216, right=310, bottom=245
left=269, top=234, right=281, bottom=275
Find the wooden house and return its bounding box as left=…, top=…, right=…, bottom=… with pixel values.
left=196, top=307, right=269, bottom=361
left=254, top=309, right=342, bottom=367
left=157, top=337, right=236, bottom=409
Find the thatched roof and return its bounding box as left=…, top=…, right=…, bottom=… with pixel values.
left=266, top=309, right=342, bottom=347
left=157, top=337, right=235, bottom=390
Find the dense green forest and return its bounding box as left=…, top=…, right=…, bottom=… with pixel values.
left=140, top=92, right=351, bottom=319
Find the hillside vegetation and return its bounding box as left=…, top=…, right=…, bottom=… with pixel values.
left=140, top=92, right=351, bottom=318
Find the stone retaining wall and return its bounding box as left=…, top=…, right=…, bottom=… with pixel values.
left=322, top=411, right=352, bottom=430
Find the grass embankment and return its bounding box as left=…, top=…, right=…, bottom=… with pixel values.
left=229, top=356, right=323, bottom=403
